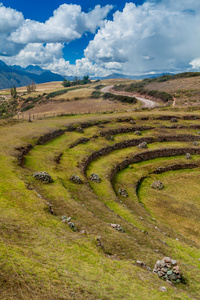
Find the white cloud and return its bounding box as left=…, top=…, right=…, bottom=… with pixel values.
left=190, top=58, right=200, bottom=70
left=0, top=4, right=24, bottom=56
left=84, top=1, right=200, bottom=75
left=9, top=4, right=113, bottom=44
left=0, top=3, right=24, bottom=33
left=2, top=43, right=64, bottom=67
left=1, top=1, right=200, bottom=78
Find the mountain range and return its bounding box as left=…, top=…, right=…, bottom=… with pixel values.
left=0, top=60, right=65, bottom=90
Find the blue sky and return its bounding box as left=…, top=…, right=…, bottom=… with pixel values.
left=0, top=0, right=200, bottom=77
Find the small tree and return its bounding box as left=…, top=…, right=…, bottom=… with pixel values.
left=62, top=79, right=71, bottom=87
left=27, top=81, right=36, bottom=93
left=26, top=84, right=31, bottom=93
left=11, top=85, right=17, bottom=98
left=31, top=80, right=36, bottom=92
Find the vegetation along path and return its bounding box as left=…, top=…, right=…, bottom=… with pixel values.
left=101, top=85, right=159, bottom=108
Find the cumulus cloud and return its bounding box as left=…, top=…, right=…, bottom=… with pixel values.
left=84, top=1, right=200, bottom=75
left=9, top=4, right=113, bottom=44
left=2, top=43, right=64, bottom=67
left=0, top=4, right=24, bottom=56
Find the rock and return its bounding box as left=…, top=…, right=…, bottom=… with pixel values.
left=76, top=126, right=84, bottom=133
left=138, top=141, right=147, bottom=149
left=170, top=118, right=178, bottom=123
left=153, top=257, right=182, bottom=284
left=159, top=286, right=167, bottom=292
left=89, top=173, right=101, bottom=183
left=134, top=130, right=141, bottom=135
left=33, top=171, right=53, bottom=183
left=193, top=141, right=199, bottom=146
left=130, top=120, right=136, bottom=124
left=110, top=223, right=124, bottom=232
left=70, top=174, right=83, bottom=184
left=105, top=135, right=114, bottom=141
left=185, top=153, right=191, bottom=159
left=118, top=188, right=128, bottom=197
left=151, top=181, right=164, bottom=190
left=98, top=124, right=105, bottom=128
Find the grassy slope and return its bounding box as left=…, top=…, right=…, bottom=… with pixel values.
left=0, top=111, right=200, bottom=299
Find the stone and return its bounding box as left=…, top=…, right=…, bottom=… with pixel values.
left=130, top=120, right=136, bottom=124
left=118, top=188, right=128, bottom=197
left=153, top=257, right=182, bottom=284
left=185, top=153, right=191, bottom=159
left=170, top=118, right=178, bottom=123
left=193, top=141, right=199, bottom=146
left=151, top=181, right=164, bottom=190
left=70, top=174, right=83, bottom=184
left=33, top=171, right=53, bottom=183
left=138, top=141, right=147, bottom=149
left=76, top=126, right=84, bottom=133
left=89, top=173, right=101, bottom=183
left=110, top=223, right=124, bottom=232
left=134, top=130, right=141, bottom=135
left=105, top=135, right=114, bottom=141
left=159, top=286, right=167, bottom=292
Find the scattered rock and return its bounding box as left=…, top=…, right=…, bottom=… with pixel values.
left=89, top=173, right=101, bottom=183
left=61, top=216, right=77, bottom=231
left=130, top=120, right=136, bottom=124
left=76, top=126, right=84, bottom=133
left=153, top=257, right=182, bottom=284
left=159, top=286, right=167, bottom=292
left=47, top=202, right=54, bottom=214
left=138, top=141, right=147, bottom=149
left=134, top=130, right=141, bottom=135
left=98, top=124, right=105, bottom=128
left=70, top=174, right=83, bottom=184
left=110, top=223, right=124, bottom=232
left=96, top=236, right=104, bottom=248
left=193, top=141, right=199, bottom=146
left=185, top=153, right=192, bottom=159
left=118, top=188, right=128, bottom=197
left=105, top=135, right=114, bottom=141
left=33, top=171, right=53, bottom=183
left=151, top=180, right=164, bottom=190
left=170, top=118, right=178, bottom=123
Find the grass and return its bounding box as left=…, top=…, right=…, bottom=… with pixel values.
left=1, top=98, right=200, bottom=298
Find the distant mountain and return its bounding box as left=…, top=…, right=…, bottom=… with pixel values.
left=0, top=60, right=64, bottom=89
left=100, top=72, right=174, bottom=80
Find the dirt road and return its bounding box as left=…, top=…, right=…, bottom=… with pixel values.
left=101, top=85, right=159, bottom=108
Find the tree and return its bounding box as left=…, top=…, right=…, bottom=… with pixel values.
left=11, top=85, right=17, bottom=98
left=62, top=79, right=71, bottom=87
left=82, top=75, right=90, bottom=85
left=31, top=80, right=36, bottom=92
left=27, top=81, right=36, bottom=93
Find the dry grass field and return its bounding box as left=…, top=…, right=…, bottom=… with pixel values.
left=146, top=76, right=200, bottom=105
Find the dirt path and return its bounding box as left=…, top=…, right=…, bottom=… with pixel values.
left=101, top=85, right=159, bottom=108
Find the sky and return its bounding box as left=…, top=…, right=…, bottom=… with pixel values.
left=0, top=0, right=200, bottom=77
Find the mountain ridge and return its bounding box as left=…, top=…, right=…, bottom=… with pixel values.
left=0, top=60, right=64, bottom=89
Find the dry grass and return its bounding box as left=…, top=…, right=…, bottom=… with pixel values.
left=146, top=76, right=200, bottom=105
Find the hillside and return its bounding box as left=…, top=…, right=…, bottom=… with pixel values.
left=0, top=106, right=200, bottom=299
left=0, top=60, right=64, bottom=89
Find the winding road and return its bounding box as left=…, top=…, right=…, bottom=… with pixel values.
left=101, top=85, right=159, bottom=108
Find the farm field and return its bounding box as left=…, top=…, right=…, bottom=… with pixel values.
left=0, top=104, right=200, bottom=299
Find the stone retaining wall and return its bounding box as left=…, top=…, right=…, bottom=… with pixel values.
left=82, top=135, right=200, bottom=174
left=110, top=147, right=200, bottom=183
left=135, top=162, right=200, bottom=198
